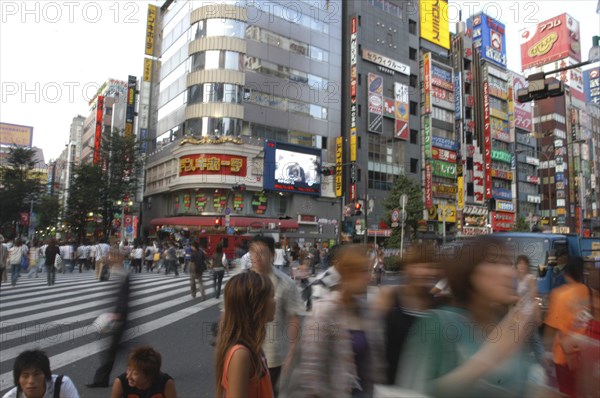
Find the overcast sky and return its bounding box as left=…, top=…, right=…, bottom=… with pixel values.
left=1, top=0, right=598, bottom=162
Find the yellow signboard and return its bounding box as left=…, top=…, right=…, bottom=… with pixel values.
left=350, top=128, right=357, bottom=162
left=0, top=122, right=33, bottom=147
left=143, top=58, right=152, bottom=82
left=145, top=5, right=157, bottom=56
left=437, top=204, right=457, bottom=223
left=335, top=137, right=343, bottom=197
left=420, top=0, right=450, bottom=50
left=457, top=176, right=465, bottom=209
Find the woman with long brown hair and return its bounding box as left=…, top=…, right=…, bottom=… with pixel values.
left=215, top=270, right=276, bottom=398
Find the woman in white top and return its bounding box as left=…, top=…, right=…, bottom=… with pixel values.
left=2, top=349, right=79, bottom=398
left=7, top=238, right=27, bottom=287
left=273, top=242, right=286, bottom=269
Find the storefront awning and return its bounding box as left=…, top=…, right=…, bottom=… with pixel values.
left=150, top=216, right=299, bottom=229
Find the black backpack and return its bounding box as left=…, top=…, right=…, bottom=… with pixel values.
left=53, top=375, right=63, bottom=398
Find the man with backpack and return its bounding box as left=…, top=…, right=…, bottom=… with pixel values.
left=189, top=242, right=207, bottom=300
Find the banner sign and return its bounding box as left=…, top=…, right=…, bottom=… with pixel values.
left=431, top=136, right=458, bottom=151
left=94, top=95, right=104, bottom=165
left=425, top=163, right=433, bottom=209
left=145, top=5, right=157, bottom=56
left=483, top=68, right=492, bottom=199
left=423, top=52, right=431, bottom=114
left=491, top=169, right=513, bottom=180
left=424, top=116, right=432, bottom=159
left=394, top=82, right=409, bottom=140
left=179, top=154, right=247, bottom=177
left=468, top=13, right=507, bottom=67
left=430, top=159, right=457, bottom=178
left=420, top=0, right=450, bottom=49
left=362, top=49, right=410, bottom=75
left=454, top=72, right=462, bottom=120
left=431, top=147, right=457, bottom=163
left=0, top=122, right=33, bottom=147
left=492, top=188, right=512, bottom=200
left=519, top=13, right=581, bottom=70
left=336, top=137, right=343, bottom=197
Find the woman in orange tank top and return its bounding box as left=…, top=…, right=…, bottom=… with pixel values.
left=215, top=269, right=276, bottom=398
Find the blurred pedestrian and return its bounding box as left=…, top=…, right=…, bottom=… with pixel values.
left=0, top=235, right=8, bottom=289
left=131, top=242, right=143, bottom=274
left=189, top=242, right=207, bottom=300
left=2, top=349, right=79, bottom=398
left=27, top=240, right=40, bottom=278
left=374, top=241, right=442, bottom=385
left=396, top=236, right=536, bottom=397
left=515, top=255, right=547, bottom=369
left=215, top=271, right=276, bottom=398
left=59, top=241, right=74, bottom=273
left=8, top=238, right=27, bottom=287
left=544, top=256, right=593, bottom=397
left=87, top=273, right=131, bottom=388
left=211, top=243, right=227, bottom=299
left=44, top=239, right=60, bottom=286
left=110, top=346, right=176, bottom=398
left=282, top=244, right=385, bottom=398
left=95, top=240, right=110, bottom=280
left=249, top=236, right=303, bottom=396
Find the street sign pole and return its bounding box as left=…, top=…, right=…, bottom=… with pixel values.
left=400, top=194, right=408, bottom=258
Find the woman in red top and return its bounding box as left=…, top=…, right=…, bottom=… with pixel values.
left=215, top=269, right=276, bottom=398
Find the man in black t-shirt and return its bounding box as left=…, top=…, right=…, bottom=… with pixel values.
left=189, top=242, right=206, bottom=300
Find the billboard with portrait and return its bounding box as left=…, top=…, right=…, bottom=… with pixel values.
left=519, top=13, right=581, bottom=70
left=510, top=71, right=533, bottom=132
left=264, top=141, right=321, bottom=196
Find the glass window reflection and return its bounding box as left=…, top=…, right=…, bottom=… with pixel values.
left=191, top=19, right=246, bottom=39
left=185, top=117, right=242, bottom=136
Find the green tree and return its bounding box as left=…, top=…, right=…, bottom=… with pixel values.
left=382, top=175, right=424, bottom=248
left=66, top=129, right=144, bottom=239
left=36, top=195, right=62, bottom=230
left=511, top=215, right=530, bottom=232
left=0, top=146, right=44, bottom=237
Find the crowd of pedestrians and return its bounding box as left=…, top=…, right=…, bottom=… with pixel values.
left=2, top=232, right=599, bottom=397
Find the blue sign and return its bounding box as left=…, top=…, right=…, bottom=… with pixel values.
left=227, top=227, right=235, bottom=235
left=492, top=188, right=512, bottom=200
left=431, top=136, right=458, bottom=151
left=583, top=68, right=600, bottom=105
left=126, top=226, right=133, bottom=233
left=467, top=13, right=506, bottom=68
left=454, top=73, right=462, bottom=120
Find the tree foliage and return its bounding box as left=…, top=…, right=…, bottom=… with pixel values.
left=382, top=175, right=424, bottom=248
left=511, top=215, right=530, bottom=232
left=66, top=129, right=144, bottom=239
left=0, top=146, right=44, bottom=233
left=36, top=195, right=61, bottom=230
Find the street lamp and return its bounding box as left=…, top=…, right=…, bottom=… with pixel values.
left=116, top=200, right=133, bottom=241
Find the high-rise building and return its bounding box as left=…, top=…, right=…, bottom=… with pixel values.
left=583, top=102, right=600, bottom=234
left=80, top=79, right=128, bottom=165
left=509, top=71, right=539, bottom=224
left=340, top=1, right=420, bottom=240
left=141, top=0, right=342, bottom=242
left=520, top=13, right=587, bottom=233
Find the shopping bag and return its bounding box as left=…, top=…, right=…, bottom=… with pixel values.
left=54, top=254, right=63, bottom=271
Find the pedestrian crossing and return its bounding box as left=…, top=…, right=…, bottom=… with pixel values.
left=0, top=269, right=229, bottom=394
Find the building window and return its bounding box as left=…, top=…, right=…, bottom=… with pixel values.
left=410, top=74, right=417, bottom=88
left=410, top=129, right=418, bottom=144
left=410, top=158, right=418, bottom=173
left=410, top=101, right=417, bottom=115
left=185, top=117, right=242, bottom=137
left=409, top=20, right=417, bottom=35
left=409, top=47, right=417, bottom=60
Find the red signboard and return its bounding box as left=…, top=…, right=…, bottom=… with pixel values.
left=93, top=95, right=104, bottom=165
left=423, top=53, right=431, bottom=114
left=492, top=211, right=515, bottom=231
left=179, top=154, right=247, bottom=177
left=491, top=169, right=513, bottom=180
left=425, top=163, right=433, bottom=209
left=431, top=147, right=457, bottom=163
left=519, top=13, right=581, bottom=70
left=350, top=183, right=357, bottom=202
left=527, top=175, right=540, bottom=184
left=483, top=74, right=492, bottom=199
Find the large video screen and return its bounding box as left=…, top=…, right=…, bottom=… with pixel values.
left=264, top=141, right=321, bottom=196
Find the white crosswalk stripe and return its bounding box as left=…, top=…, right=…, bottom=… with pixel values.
left=0, top=269, right=229, bottom=394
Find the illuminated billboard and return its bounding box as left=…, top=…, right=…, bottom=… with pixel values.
left=264, top=141, right=322, bottom=196
left=420, top=0, right=450, bottom=49
left=519, top=13, right=581, bottom=70
left=0, top=122, right=33, bottom=147
left=468, top=13, right=507, bottom=68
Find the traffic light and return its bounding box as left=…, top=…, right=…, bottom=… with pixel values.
left=215, top=218, right=222, bottom=227
left=517, top=72, right=564, bottom=103
left=354, top=202, right=362, bottom=216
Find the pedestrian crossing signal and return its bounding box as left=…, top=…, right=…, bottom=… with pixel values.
left=215, top=218, right=222, bottom=227
left=354, top=202, right=362, bottom=216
